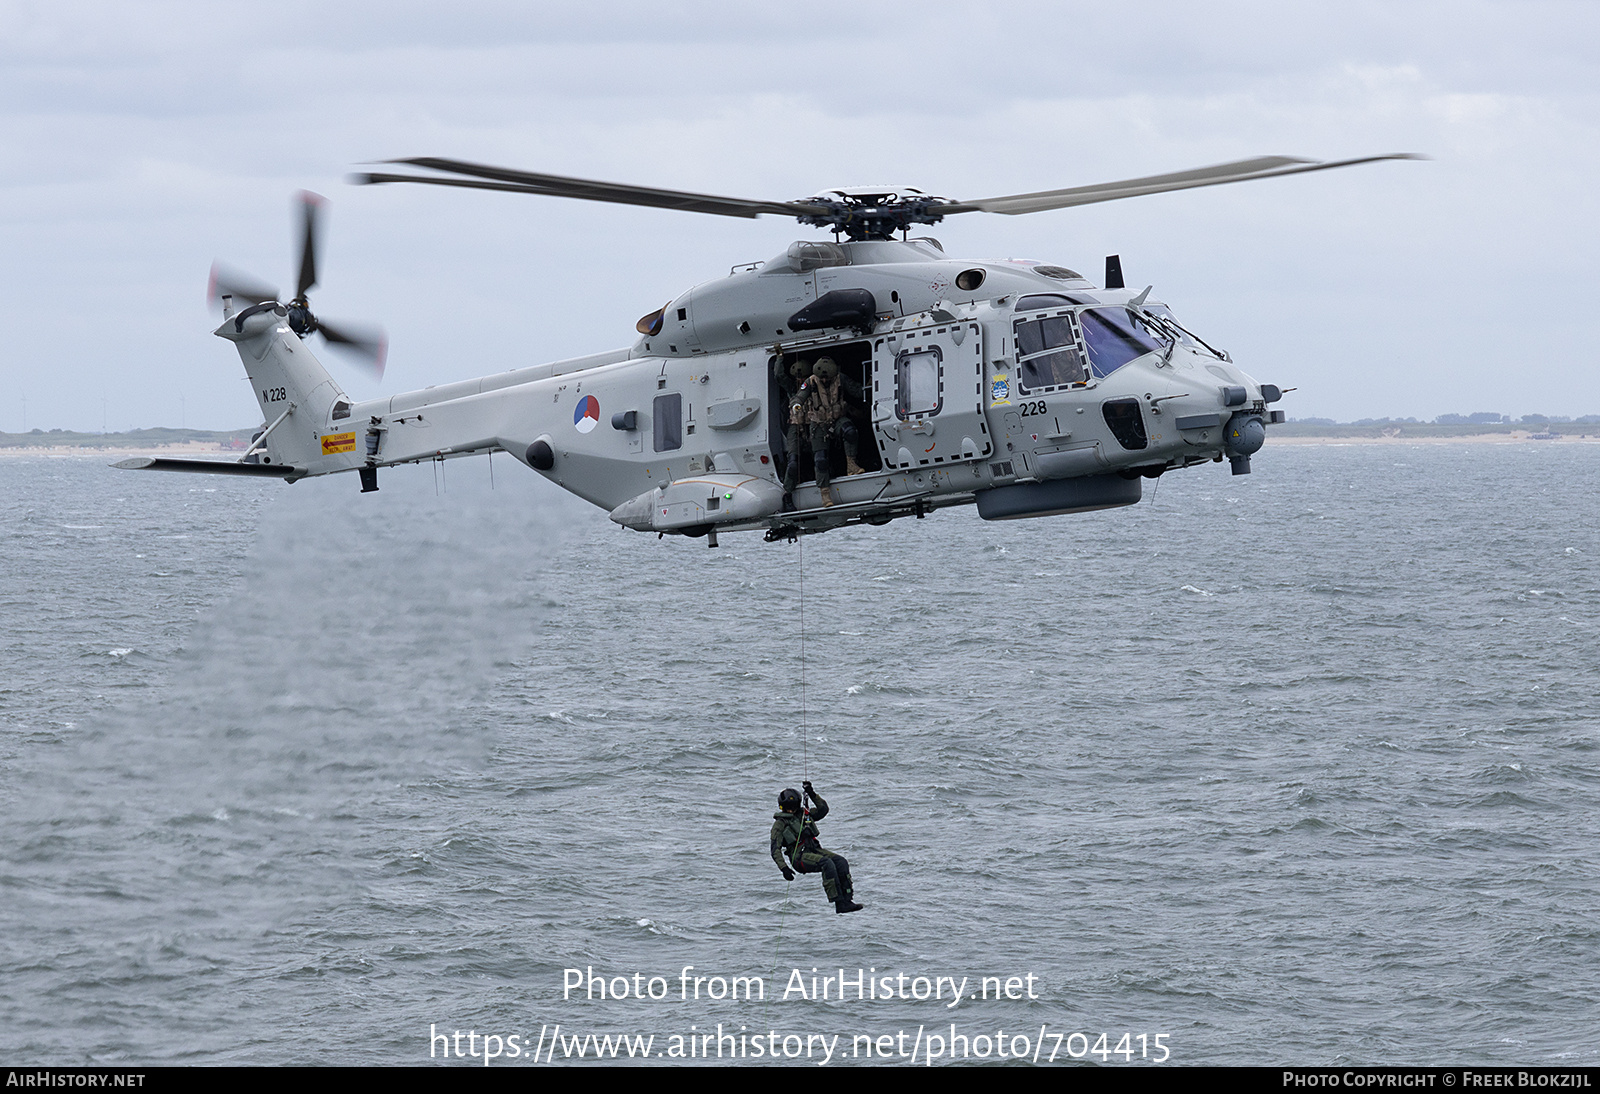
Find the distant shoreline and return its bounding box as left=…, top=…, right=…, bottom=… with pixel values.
left=0, top=428, right=255, bottom=457
left=1269, top=431, right=1600, bottom=446
left=1265, top=423, right=1600, bottom=442
left=2, top=424, right=1598, bottom=459
left=0, top=442, right=246, bottom=457
left=5, top=419, right=1600, bottom=463
left=4, top=439, right=1598, bottom=461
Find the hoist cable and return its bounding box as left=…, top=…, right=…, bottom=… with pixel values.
left=769, top=532, right=807, bottom=1022
left=798, top=532, right=807, bottom=785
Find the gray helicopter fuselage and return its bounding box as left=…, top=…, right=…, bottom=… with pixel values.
left=215, top=237, right=1281, bottom=540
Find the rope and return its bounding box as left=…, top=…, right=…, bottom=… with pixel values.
left=765, top=879, right=793, bottom=1029
left=770, top=533, right=808, bottom=1007
left=798, top=533, right=807, bottom=784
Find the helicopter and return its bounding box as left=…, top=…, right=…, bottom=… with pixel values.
left=119, top=153, right=1420, bottom=546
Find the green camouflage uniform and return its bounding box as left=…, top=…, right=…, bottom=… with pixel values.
left=769, top=790, right=856, bottom=904
left=778, top=358, right=812, bottom=494
left=797, top=368, right=863, bottom=490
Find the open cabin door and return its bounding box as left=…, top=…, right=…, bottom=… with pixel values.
left=871, top=319, right=992, bottom=471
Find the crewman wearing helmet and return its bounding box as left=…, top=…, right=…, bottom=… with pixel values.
left=778, top=357, right=815, bottom=501
left=796, top=356, right=864, bottom=506
left=769, top=780, right=863, bottom=914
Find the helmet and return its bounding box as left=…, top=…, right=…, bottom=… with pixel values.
left=788, top=358, right=813, bottom=380
left=778, top=788, right=803, bottom=812
left=813, top=356, right=838, bottom=380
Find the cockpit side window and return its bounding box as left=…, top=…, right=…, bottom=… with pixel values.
left=1079, top=307, right=1168, bottom=378
left=1012, top=311, right=1088, bottom=394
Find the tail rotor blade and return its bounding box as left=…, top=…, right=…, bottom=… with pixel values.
left=317, top=318, right=388, bottom=379
left=296, top=191, right=326, bottom=302
left=208, top=261, right=280, bottom=309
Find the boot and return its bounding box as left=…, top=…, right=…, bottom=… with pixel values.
left=845, top=454, right=864, bottom=477
left=818, top=482, right=834, bottom=508
left=835, top=898, right=863, bottom=914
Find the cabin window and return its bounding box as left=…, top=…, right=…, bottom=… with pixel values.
left=1013, top=312, right=1088, bottom=393
left=1080, top=307, right=1168, bottom=378
left=653, top=393, right=682, bottom=452
left=895, top=346, right=942, bottom=418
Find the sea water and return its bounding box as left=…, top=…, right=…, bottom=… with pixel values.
left=1, top=442, right=1596, bottom=1065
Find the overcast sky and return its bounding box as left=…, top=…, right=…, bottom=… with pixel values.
left=2, top=0, right=1597, bottom=430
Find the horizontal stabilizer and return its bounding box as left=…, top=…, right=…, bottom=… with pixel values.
left=112, top=457, right=299, bottom=478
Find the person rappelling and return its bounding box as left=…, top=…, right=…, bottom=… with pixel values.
left=770, top=781, right=863, bottom=914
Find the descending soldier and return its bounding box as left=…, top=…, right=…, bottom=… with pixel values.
left=796, top=356, right=864, bottom=506
left=778, top=357, right=814, bottom=504
left=769, top=780, right=863, bottom=914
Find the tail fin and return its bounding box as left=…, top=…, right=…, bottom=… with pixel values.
left=217, top=303, right=350, bottom=469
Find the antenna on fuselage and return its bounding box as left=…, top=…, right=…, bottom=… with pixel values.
left=1105, top=254, right=1125, bottom=290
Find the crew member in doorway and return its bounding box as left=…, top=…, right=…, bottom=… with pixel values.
left=775, top=353, right=808, bottom=404
left=779, top=357, right=814, bottom=505
left=770, top=780, right=863, bottom=914
left=798, top=356, right=863, bottom=506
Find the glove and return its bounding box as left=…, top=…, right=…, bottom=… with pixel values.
left=802, top=780, right=816, bottom=799
left=782, top=867, right=795, bottom=881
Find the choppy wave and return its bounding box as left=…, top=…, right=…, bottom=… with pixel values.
left=1, top=445, right=1598, bottom=1065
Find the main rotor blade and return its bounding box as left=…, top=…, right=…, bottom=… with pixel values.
left=316, top=318, right=388, bottom=379
left=208, top=262, right=279, bottom=308
left=296, top=191, right=325, bottom=302
left=354, top=157, right=830, bottom=219
left=944, top=153, right=1427, bottom=216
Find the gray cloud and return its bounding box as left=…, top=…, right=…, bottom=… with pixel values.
left=2, top=0, right=1597, bottom=429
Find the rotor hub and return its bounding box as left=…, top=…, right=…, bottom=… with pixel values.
left=286, top=303, right=316, bottom=337
left=794, top=192, right=955, bottom=242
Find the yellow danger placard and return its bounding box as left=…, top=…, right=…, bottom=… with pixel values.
left=321, top=432, right=357, bottom=455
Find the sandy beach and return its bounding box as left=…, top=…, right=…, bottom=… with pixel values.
left=2, top=433, right=1597, bottom=459
left=0, top=441, right=245, bottom=458
left=1267, top=431, right=1600, bottom=446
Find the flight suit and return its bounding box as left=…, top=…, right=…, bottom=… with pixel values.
left=798, top=368, right=864, bottom=491
left=778, top=358, right=813, bottom=495
left=770, top=787, right=857, bottom=908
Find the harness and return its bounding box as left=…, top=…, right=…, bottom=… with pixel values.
left=803, top=375, right=847, bottom=426
left=783, top=810, right=823, bottom=870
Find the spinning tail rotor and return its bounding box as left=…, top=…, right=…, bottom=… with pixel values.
left=209, top=191, right=388, bottom=378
